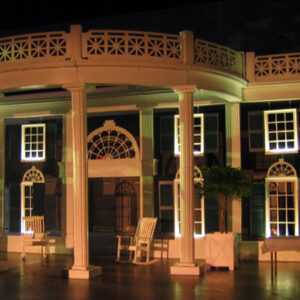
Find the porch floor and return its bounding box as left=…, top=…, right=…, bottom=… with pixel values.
left=0, top=252, right=299, bottom=299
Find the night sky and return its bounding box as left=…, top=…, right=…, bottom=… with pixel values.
left=1, top=0, right=300, bottom=55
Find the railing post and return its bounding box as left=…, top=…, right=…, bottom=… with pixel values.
left=180, top=31, right=194, bottom=65
left=70, top=25, right=82, bottom=63
left=246, top=51, right=256, bottom=83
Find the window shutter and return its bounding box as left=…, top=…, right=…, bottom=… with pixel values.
left=204, top=113, right=219, bottom=153
left=160, top=116, right=174, bottom=153
left=248, top=111, right=264, bottom=152
left=250, top=180, right=265, bottom=238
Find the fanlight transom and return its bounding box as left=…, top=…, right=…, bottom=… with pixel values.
left=175, top=166, right=203, bottom=181
left=87, top=120, right=139, bottom=160
left=267, top=159, right=297, bottom=178
left=22, top=166, right=45, bottom=183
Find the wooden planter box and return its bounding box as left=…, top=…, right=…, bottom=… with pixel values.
left=204, top=232, right=239, bottom=270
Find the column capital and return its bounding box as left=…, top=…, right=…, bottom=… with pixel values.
left=137, top=103, right=155, bottom=111
left=63, top=83, right=95, bottom=93
left=172, top=85, right=197, bottom=94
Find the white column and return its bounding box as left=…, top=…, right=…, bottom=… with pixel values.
left=0, top=118, right=4, bottom=235
left=139, top=105, right=154, bottom=218
left=170, top=86, right=200, bottom=275
left=64, top=112, right=74, bottom=248
left=225, top=103, right=242, bottom=233
left=0, top=117, right=8, bottom=271
left=64, top=83, right=101, bottom=279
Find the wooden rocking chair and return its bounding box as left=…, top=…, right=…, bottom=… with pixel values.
left=116, top=217, right=157, bottom=265
left=21, top=216, right=49, bottom=260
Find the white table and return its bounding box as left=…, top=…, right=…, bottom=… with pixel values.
left=262, top=237, right=300, bottom=280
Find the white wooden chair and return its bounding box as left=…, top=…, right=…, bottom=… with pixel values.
left=116, top=217, right=157, bottom=264
left=21, top=216, right=49, bottom=260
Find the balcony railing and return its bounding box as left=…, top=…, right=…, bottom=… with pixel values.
left=194, top=39, right=244, bottom=76
left=246, top=52, right=300, bottom=83
left=82, top=30, right=183, bottom=63
left=0, top=25, right=244, bottom=79
left=0, top=31, right=70, bottom=63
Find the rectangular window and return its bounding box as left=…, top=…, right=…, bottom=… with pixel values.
left=174, top=113, right=204, bottom=156
left=21, top=124, right=46, bottom=161
left=159, top=181, right=174, bottom=234
left=264, top=109, right=298, bottom=154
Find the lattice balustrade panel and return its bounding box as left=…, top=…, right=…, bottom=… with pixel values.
left=82, top=30, right=183, bottom=63
left=255, top=53, right=300, bottom=80
left=0, top=32, right=70, bottom=63
left=194, top=39, right=244, bottom=76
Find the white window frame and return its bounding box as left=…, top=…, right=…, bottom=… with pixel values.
left=21, top=182, right=33, bottom=234
left=21, top=124, right=46, bottom=161
left=174, top=167, right=205, bottom=238
left=265, top=160, right=299, bottom=238
left=264, top=108, right=298, bottom=154
left=266, top=178, right=298, bottom=237
left=174, top=113, right=204, bottom=156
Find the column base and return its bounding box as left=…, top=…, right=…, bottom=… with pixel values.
left=170, top=262, right=203, bottom=275
left=68, top=265, right=102, bottom=279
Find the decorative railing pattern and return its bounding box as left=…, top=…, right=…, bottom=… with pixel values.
left=0, top=25, right=246, bottom=79
left=254, top=53, right=300, bottom=80
left=194, top=39, right=244, bottom=76
left=82, top=30, right=183, bottom=63
left=0, top=31, right=70, bottom=63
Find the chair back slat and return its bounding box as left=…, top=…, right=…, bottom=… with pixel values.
left=135, top=217, right=157, bottom=242
left=24, top=216, right=45, bottom=237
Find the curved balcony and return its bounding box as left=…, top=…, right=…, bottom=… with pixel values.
left=0, top=25, right=245, bottom=98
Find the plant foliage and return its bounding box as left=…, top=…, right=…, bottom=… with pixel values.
left=197, top=165, right=253, bottom=233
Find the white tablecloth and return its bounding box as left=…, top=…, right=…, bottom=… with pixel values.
left=262, top=237, right=300, bottom=253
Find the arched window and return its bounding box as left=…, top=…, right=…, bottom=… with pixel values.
left=87, top=120, right=139, bottom=160
left=174, top=166, right=205, bottom=238
left=21, top=166, right=45, bottom=233
left=266, top=159, right=298, bottom=237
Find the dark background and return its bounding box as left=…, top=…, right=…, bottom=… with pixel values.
left=1, top=0, right=300, bottom=55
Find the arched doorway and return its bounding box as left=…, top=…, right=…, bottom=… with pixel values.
left=21, top=166, right=45, bottom=233
left=87, top=120, right=140, bottom=255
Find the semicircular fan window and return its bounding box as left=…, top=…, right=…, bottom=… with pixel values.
left=87, top=120, right=137, bottom=160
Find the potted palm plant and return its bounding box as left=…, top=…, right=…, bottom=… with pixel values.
left=197, top=165, right=253, bottom=270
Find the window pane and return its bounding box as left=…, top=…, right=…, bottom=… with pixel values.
left=194, top=223, right=202, bottom=235
left=279, top=224, right=286, bottom=236
left=279, top=210, right=286, bottom=221
left=288, top=210, right=295, bottom=222
left=195, top=210, right=202, bottom=222
left=288, top=224, right=295, bottom=236
left=270, top=210, right=277, bottom=221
